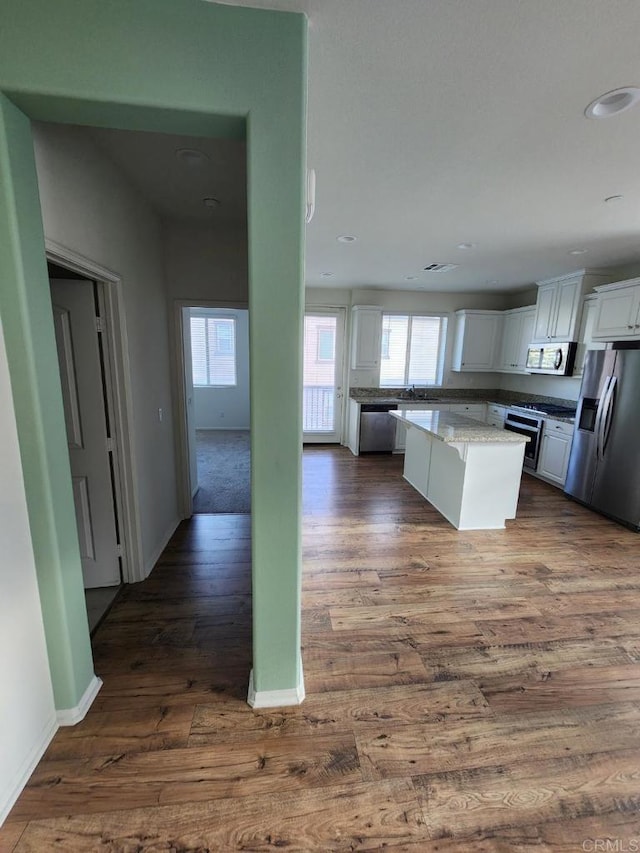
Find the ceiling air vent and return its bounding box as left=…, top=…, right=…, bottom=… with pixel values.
left=423, top=263, right=458, bottom=273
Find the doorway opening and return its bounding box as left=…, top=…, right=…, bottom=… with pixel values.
left=303, top=308, right=346, bottom=444
left=180, top=304, right=251, bottom=515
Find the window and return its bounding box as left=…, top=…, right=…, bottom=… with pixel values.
left=379, top=313, right=447, bottom=387
left=190, top=315, right=237, bottom=386
left=316, top=326, right=335, bottom=362
left=304, top=314, right=338, bottom=432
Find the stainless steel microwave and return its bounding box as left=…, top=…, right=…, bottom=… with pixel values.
left=525, top=341, right=577, bottom=375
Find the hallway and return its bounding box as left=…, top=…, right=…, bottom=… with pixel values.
left=2, top=448, right=640, bottom=849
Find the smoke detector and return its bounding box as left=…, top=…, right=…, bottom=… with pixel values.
left=423, top=263, right=458, bottom=273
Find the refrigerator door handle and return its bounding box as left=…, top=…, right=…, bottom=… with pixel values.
left=600, top=375, right=617, bottom=458
left=594, top=375, right=611, bottom=460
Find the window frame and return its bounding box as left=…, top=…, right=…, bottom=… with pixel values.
left=379, top=311, right=448, bottom=387
left=190, top=313, right=238, bottom=388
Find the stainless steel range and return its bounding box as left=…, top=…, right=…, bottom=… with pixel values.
left=504, top=402, right=576, bottom=470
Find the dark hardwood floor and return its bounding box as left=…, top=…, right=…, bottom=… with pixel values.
left=3, top=447, right=640, bottom=850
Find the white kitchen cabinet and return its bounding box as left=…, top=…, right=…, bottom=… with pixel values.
left=536, top=418, right=574, bottom=486
left=451, top=310, right=503, bottom=371
left=448, top=402, right=486, bottom=422
left=346, top=398, right=361, bottom=455
left=351, top=306, right=383, bottom=370
left=394, top=402, right=449, bottom=451
left=592, top=279, right=640, bottom=341
left=497, top=306, right=536, bottom=372
left=485, top=404, right=507, bottom=428
left=532, top=271, right=612, bottom=343
left=574, top=295, right=606, bottom=376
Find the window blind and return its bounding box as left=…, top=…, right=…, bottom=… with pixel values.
left=190, top=316, right=237, bottom=386
left=380, top=313, right=447, bottom=387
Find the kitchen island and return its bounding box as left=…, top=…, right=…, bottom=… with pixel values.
left=390, top=409, right=529, bottom=530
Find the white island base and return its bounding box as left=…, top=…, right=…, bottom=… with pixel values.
left=393, top=410, right=527, bottom=530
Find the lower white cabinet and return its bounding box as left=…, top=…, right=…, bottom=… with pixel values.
left=536, top=419, right=574, bottom=486
left=347, top=399, right=361, bottom=455
left=486, top=404, right=506, bottom=428
left=449, top=403, right=486, bottom=422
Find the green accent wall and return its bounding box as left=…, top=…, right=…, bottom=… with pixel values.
left=0, top=96, right=95, bottom=707
left=0, top=0, right=306, bottom=704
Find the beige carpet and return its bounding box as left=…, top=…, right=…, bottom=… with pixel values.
left=193, top=429, right=251, bottom=514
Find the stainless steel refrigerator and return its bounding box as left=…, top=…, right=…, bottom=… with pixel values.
left=564, top=344, right=640, bottom=530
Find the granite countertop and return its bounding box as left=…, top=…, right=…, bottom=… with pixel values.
left=390, top=409, right=530, bottom=444
left=352, top=395, right=487, bottom=405
left=350, top=392, right=576, bottom=424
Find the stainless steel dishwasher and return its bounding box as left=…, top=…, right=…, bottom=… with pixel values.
left=359, top=403, right=398, bottom=452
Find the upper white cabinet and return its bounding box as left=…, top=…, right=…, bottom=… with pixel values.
left=592, top=279, right=640, bottom=341
left=532, top=271, right=612, bottom=343
left=451, top=310, right=503, bottom=371
left=350, top=306, right=383, bottom=370
left=497, top=306, right=535, bottom=372
left=574, top=295, right=606, bottom=376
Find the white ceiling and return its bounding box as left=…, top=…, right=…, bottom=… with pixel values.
left=87, top=127, right=247, bottom=227
left=94, top=1, right=640, bottom=293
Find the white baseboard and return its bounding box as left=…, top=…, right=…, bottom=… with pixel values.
left=56, top=675, right=103, bottom=726
left=144, top=515, right=181, bottom=579
left=0, top=714, right=57, bottom=826
left=247, top=666, right=305, bottom=709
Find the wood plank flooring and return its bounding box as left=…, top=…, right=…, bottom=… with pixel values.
left=3, top=447, right=640, bottom=851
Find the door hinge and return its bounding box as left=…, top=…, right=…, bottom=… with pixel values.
left=95, top=316, right=104, bottom=333
left=116, top=543, right=123, bottom=558
left=106, top=437, right=115, bottom=452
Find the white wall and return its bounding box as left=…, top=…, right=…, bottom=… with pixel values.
left=191, top=308, right=251, bottom=429
left=0, top=319, right=57, bottom=825
left=499, top=372, right=581, bottom=401
left=33, top=122, right=179, bottom=572
left=163, top=220, right=248, bottom=303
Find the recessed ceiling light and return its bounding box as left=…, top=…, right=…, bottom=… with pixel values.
left=456, top=242, right=476, bottom=250
left=320, top=272, right=334, bottom=278
left=176, top=148, right=209, bottom=165
left=203, top=197, right=221, bottom=208
left=337, top=235, right=357, bottom=243
left=404, top=276, right=418, bottom=281
left=604, top=195, right=624, bottom=203
left=568, top=248, right=588, bottom=256
left=584, top=87, right=640, bottom=119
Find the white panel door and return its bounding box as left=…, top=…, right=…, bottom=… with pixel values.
left=51, top=279, right=121, bottom=588
left=303, top=310, right=345, bottom=443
